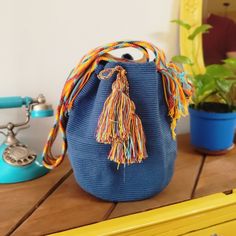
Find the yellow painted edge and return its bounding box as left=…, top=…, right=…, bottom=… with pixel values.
left=50, top=190, right=236, bottom=236
left=180, top=0, right=205, bottom=75
left=184, top=219, right=236, bottom=236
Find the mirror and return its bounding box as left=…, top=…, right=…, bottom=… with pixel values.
left=180, top=0, right=236, bottom=73
left=203, top=0, right=236, bottom=65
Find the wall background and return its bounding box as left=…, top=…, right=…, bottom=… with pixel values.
left=0, top=0, right=188, bottom=154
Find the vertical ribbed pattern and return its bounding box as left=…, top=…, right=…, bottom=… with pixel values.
left=66, top=61, right=176, bottom=202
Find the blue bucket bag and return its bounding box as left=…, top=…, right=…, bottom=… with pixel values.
left=43, top=41, right=192, bottom=202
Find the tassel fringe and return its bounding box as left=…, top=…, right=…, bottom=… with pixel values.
left=96, top=66, right=148, bottom=166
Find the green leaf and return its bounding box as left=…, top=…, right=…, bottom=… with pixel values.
left=171, top=55, right=193, bottom=65
left=206, top=64, right=234, bottom=79
left=223, top=58, right=236, bottom=70
left=193, top=74, right=205, bottom=87
left=216, top=79, right=235, bottom=93
left=194, top=73, right=213, bottom=86
left=193, top=73, right=218, bottom=104
left=230, top=83, right=236, bottom=106
left=223, top=58, right=236, bottom=66
left=193, top=67, right=236, bottom=106
left=171, top=19, right=191, bottom=30
left=204, top=93, right=224, bottom=103
left=188, top=24, right=212, bottom=40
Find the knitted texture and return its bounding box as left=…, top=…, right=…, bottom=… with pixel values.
left=42, top=41, right=192, bottom=201
left=66, top=61, right=176, bottom=201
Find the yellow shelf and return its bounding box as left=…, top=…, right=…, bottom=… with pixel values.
left=51, top=190, right=236, bottom=236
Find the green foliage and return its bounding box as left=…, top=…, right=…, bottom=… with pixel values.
left=171, top=19, right=236, bottom=112
left=223, top=58, right=236, bottom=73
left=188, top=24, right=212, bottom=40
left=192, top=61, right=236, bottom=111
left=171, top=19, right=191, bottom=30
left=205, top=64, right=234, bottom=79
left=172, top=55, right=193, bottom=65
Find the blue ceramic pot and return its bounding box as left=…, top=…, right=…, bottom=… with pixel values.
left=189, top=107, right=236, bottom=151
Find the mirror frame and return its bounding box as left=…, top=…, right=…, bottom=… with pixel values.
left=180, top=0, right=205, bottom=74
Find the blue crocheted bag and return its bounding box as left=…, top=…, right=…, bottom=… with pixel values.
left=43, top=41, right=192, bottom=202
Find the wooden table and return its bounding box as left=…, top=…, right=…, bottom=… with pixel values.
left=1, top=134, right=236, bottom=236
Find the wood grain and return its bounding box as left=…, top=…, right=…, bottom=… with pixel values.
left=12, top=175, right=115, bottom=236
left=3, top=134, right=205, bottom=235
left=0, top=158, right=71, bottom=236
left=108, top=134, right=204, bottom=219
left=194, top=147, right=236, bottom=198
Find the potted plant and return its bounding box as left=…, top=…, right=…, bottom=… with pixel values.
left=172, top=20, right=236, bottom=154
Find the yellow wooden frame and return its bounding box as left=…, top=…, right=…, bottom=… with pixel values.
left=51, top=191, right=236, bottom=236
left=180, top=0, right=205, bottom=75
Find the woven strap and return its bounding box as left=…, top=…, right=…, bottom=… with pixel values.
left=42, top=41, right=192, bottom=169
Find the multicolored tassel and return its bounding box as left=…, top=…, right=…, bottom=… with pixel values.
left=96, top=66, right=148, bottom=166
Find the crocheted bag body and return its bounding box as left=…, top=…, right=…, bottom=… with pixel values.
left=66, top=61, right=176, bottom=201
left=43, top=41, right=192, bottom=202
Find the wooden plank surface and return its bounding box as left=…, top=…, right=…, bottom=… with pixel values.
left=0, top=158, right=71, bottom=236
left=108, top=134, right=204, bottom=219
left=2, top=134, right=205, bottom=235
left=12, top=175, right=115, bottom=236
left=194, top=146, right=236, bottom=198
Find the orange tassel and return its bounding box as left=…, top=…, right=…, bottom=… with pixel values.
left=107, top=114, right=148, bottom=166
left=129, top=111, right=148, bottom=162
left=96, top=85, right=132, bottom=143
left=96, top=66, right=148, bottom=166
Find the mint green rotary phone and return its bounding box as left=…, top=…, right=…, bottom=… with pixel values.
left=0, top=94, right=53, bottom=184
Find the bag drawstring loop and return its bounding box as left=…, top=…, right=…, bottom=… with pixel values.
left=42, top=41, right=193, bottom=169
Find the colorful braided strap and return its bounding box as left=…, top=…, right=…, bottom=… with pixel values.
left=42, top=41, right=193, bottom=169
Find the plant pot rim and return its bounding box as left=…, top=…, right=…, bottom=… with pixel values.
left=189, top=107, right=236, bottom=120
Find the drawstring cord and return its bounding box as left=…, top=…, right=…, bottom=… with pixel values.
left=42, top=41, right=192, bottom=169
